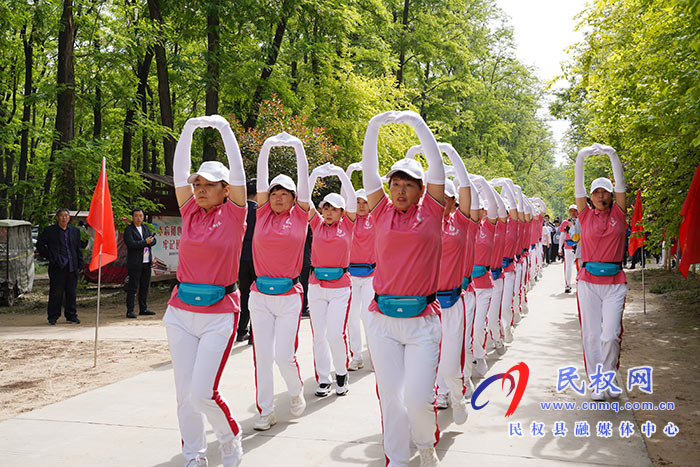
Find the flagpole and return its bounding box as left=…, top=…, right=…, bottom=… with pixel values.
left=642, top=246, right=646, bottom=315
left=94, top=158, right=106, bottom=368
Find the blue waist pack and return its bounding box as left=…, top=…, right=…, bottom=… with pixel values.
left=472, top=265, right=489, bottom=278
left=565, top=239, right=578, bottom=247
left=375, top=293, right=436, bottom=318
left=256, top=276, right=296, bottom=295
left=348, top=263, right=376, bottom=277
left=313, top=267, right=347, bottom=281
left=177, top=282, right=234, bottom=307
left=584, top=262, right=622, bottom=276
left=502, top=257, right=513, bottom=269
left=437, top=286, right=462, bottom=309
left=491, top=268, right=503, bottom=281
left=462, top=276, right=472, bottom=289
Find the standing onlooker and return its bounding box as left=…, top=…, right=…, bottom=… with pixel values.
left=551, top=218, right=561, bottom=262
left=237, top=179, right=257, bottom=343
left=36, top=208, right=83, bottom=325
left=124, top=208, right=157, bottom=319
left=542, top=215, right=553, bottom=264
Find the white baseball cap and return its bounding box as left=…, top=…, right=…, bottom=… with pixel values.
left=384, top=158, right=425, bottom=184
left=319, top=192, right=345, bottom=209
left=187, top=161, right=230, bottom=184
left=444, top=179, right=456, bottom=198
left=269, top=174, right=296, bottom=192
left=568, top=204, right=578, bottom=211
left=590, top=177, right=613, bottom=194
left=355, top=189, right=368, bottom=201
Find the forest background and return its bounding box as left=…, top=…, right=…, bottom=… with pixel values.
left=0, top=0, right=698, bottom=253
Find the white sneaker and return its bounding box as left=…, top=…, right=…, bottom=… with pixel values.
left=504, top=326, right=514, bottom=344
left=315, top=383, right=332, bottom=397
left=347, top=359, right=364, bottom=371
left=336, top=373, right=349, bottom=396
left=254, top=413, right=277, bottom=431
left=464, top=379, right=475, bottom=398
left=591, top=391, right=605, bottom=402
left=290, top=392, right=306, bottom=416
left=419, top=447, right=440, bottom=466
left=494, top=340, right=506, bottom=356
left=435, top=393, right=449, bottom=409
left=220, top=432, right=243, bottom=467
left=513, top=309, right=522, bottom=324
left=451, top=397, right=468, bottom=425
left=521, top=302, right=529, bottom=315
left=474, top=358, right=488, bottom=377
left=185, top=456, right=208, bottom=467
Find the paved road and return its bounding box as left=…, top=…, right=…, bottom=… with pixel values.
left=0, top=261, right=652, bottom=466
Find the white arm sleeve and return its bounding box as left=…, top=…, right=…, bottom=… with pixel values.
left=574, top=146, right=593, bottom=198
left=490, top=183, right=507, bottom=218
left=471, top=175, right=497, bottom=220
left=404, top=144, right=423, bottom=160
left=332, top=167, right=357, bottom=213
left=256, top=132, right=310, bottom=202
left=490, top=178, right=517, bottom=211
left=391, top=112, right=443, bottom=184
left=220, top=125, right=245, bottom=187
left=346, top=162, right=362, bottom=180
left=513, top=184, right=524, bottom=213
left=361, top=114, right=386, bottom=194
left=256, top=140, right=272, bottom=193
left=470, top=181, right=481, bottom=211
left=438, top=143, right=471, bottom=190
left=593, top=143, right=626, bottom=193
left=173, top=119, right=198, bottom=188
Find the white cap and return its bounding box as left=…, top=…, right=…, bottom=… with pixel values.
left=480, top=197, right=489, bottom=210
left=444, top=179, right=456, bottom=198
left=590, top=177, right=613, bottom=194
left=187, top=161, right=230, bottom=184
left=384, top=158, right=425, bottom=184
left=355, top=189, right=367, bottom=201
left=568, top=204, right=578, bottom=211
left=269, top=174, right=296, bottom=192
left=319, top=192, right=345, bottom=209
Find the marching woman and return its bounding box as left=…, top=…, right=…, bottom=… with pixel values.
left=166, top=115, right=247, bottom=467
left=433, top=143, right=478, bottom=420
left=306, top=163, right=357, bottom=396
left=574, top=143, right=627, bottom=401
left=485, top=183, right=508, bottom=356
left=470, top=175, right=501, bottom=377
left=559, top=204, right=580, bottom=293
left=362, top=110, right=445, bottom=467
left=518, top=194, right=534, bottom=314
left=345, top=162, right=375, bottom=372
left=249, top=132, right=310, bottom=431
left=490, top=179, right=519, bottom=344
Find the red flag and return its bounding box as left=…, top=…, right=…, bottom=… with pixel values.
left=87, top=158, right=118, bottom=271
left=628, top=189, right=645, bottom=256
left=679, top=162, right=700, bottom=278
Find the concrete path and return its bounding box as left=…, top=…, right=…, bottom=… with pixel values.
left=0, top=261, right=652, bottom=466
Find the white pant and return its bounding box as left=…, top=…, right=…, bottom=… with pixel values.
left=520, top=255, right=529, bottom=305
left=564, top=248, right=576, bottom=287
left=365, top=310, right=441, bottom=467
left=348, top=275, right=374, bottom=361
left=436, top=296, right=465, bottom=401
left=163, top=306, right=240, bottom=462
left=308, top=283, right=351, bottom=384
left=500, top=271, right=516, bottom=330
left=462, top=290, right=476, bottom=379
left=472, top=286, right=492, bottom=360
left=576, top=281, right=627, bottom=378
left=249, top=290, right=304, bottom=416
left=487, top=276, right=504, bottom=341
left=513, top=260, right=523, bottom=317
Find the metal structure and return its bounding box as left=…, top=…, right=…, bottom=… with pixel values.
left=0, top=219, right=34, bottom=306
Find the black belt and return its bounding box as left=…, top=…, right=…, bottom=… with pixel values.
left=374, top=292, right=437, bottom=304
left=176, top=281, right=238, bottom=294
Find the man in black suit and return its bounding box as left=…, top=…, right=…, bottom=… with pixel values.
left=124, top=208, right=157, bottom=318
left=36, top=208, right=84, bottom=325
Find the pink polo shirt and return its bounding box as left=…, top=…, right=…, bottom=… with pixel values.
left=490, top=220, right=507, bottom=270
left=309, top=213, right=354, bottom=289
left=437, top=210, right=471, bottom=292
left=369, top=194, right=444, bottom=318
left=560, top=219, right=575, bottom=250
left=349, top=213, right=376, bottom=268
left=518, top=220, right=527, bottom=253
left=577, top=204, right=627, bottom=285
left=472, top=219, right=495, bottom=289
left=250, top=202, right=307, bottom=296
left=503, top=218, right=517, bottom=273
left=168, top=197, right=246, bottom=314
left=462, top=218, right=479, bottom=280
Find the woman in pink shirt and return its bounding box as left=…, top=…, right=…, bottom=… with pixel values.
left=361, top=111, right=445, bottom=467
left=485, top=185, right=508, bottom=357
left=573, top=143, right=627, bottom=402
left=306, top=163, right=357, bottom=397
left=345, top=163, right=374, bottom=372
left=165, top=115, right=247, bottom=467
left=249, top=132, right=310, bottom=431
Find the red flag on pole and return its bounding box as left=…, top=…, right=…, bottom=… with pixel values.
left=87, top=158, right=118, bottom=271
left=679, top=162, right=700, bottom=278
left=628, top=189, right=645, bottom=256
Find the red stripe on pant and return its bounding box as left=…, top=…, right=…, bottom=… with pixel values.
left=343, top=289, right=352, bottom=367
left=211, top=312, right=240, bottom=436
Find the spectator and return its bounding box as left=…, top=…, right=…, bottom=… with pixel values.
left=36, top=208, right=83, bottom=325
left=551, top=218, right=561, bottom=262
left=237, top=179, right=257, bottom=343
left=124, top=208, right=157, bottom=318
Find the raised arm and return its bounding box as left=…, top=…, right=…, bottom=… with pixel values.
left=575, top=143, right=626, bottom=212
left=470, top=175, right=497, bottom=224
left=173, top=118, right=200, bottom=207
left=329, top=165, right=357, bottom=220
left=200, top=115, right=246, bottom=207
left=491, top=178, right=518, bottom=219
left=257, top=132, right=311, bottom=211
left=488, top=182, right=508, bottom=223
left=438, top=143, right=472, bottom=218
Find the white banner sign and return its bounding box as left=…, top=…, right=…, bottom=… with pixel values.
left=150, top=216, right=182, bottom=276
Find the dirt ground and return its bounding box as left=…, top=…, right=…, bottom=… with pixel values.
left=1, top=269, right=699, bottom=465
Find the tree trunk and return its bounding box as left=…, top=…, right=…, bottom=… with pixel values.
left=203, top=0, right=220, bottom=161
left=244, top=0, right=296, bottom=129
left=142, top=83, right=150, bottom=173
left=122, top=50, right=153, bottom=173
left=53, top=0, right=76, bottom=209
left=14, top=24, right=33, bottom=219
left=147, top=0, right=175, bottom=175
left=93, top=39, right=102, bottom=139
left=395, top=0, right=410, bottom=87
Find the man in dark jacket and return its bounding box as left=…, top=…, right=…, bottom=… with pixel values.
left=36, top=208, right=84, bottom=325
left=124, top=208, right=156, bottom=318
